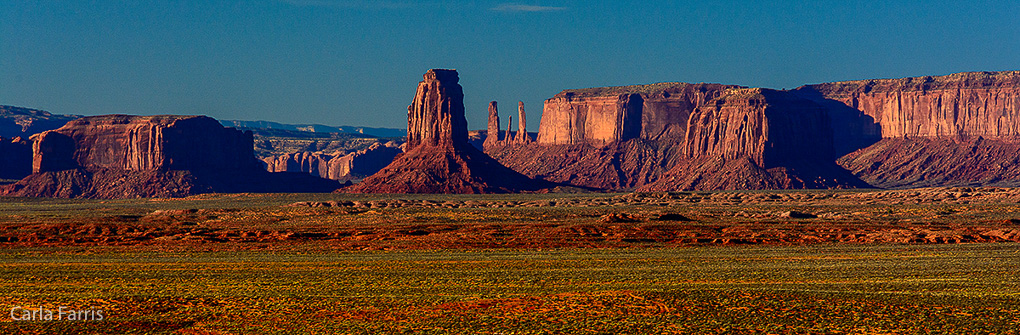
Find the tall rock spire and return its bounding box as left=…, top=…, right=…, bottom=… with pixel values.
left=342, top=69, right=550, bottom=194
left=484, top=101, right=501, bottom=148
left=516, top=101, right=529, bottom=143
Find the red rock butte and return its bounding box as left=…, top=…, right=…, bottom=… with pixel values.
left=343, top=69, right=549, bottom=193
left=2, top=114, right=338, bottom=198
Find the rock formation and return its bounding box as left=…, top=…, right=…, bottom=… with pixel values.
left=641, top=88, right=866, bottom=191
left=0, top=137, right=32, bottom=180
left=343, top=69, right=548, bottom=193
left=483, top=101, right=501, bottom=148
left=507, top=115, right=513, bottom=144
left=516, top=101, right=530, bottom=143
left=2, top=115, right=338, bottom=198
left=797, top=71, right=1020, bottom=140
left=405, top=69, right=469, bottom=150
left=795, top=71, right=1020, bottom=188
left=262, top=142, right=401, bottom=181
left=537, top=83, right=739, bottom=146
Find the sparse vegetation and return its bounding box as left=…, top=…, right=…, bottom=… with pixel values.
left=2, top=189, right=1020, bottom=333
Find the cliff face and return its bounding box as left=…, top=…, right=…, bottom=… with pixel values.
left=797, top=71, right=1020, bottom=140
left=537, top=83, right=737, bottom=146
left=684, top=88, right=834, bottom=167
left=406, top=69, right=469, bottom=150
left=795, top=71, right=1020, bottom=188
left=263, top=142, right=401, bottom=181
left=4, top=115, right=338, bottom=198
left=343, top=69, right=548, bottom=194
left=491, top=88, right=864, bottom=191
left=640, top=89, right=865, bottom=191
left=32, top=115, right=260, bottom=173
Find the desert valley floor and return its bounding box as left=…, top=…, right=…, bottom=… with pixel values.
left=2, top=188, right=1019, bottom=333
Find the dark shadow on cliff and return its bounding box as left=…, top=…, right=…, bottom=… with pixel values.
left=791, top=87, right=882, bottom=157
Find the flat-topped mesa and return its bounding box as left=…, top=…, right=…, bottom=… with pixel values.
left=483, top=101, right=501, bottom=148
left=685, top=88, right=834, bottom=167
left=406, top=69, right=469, bottom=150
left=795, top=71, right=1020, bottom=139
left=5, top=114, right=339, bottom=198
left=538, top=83, right=740, bottom=146
left=32, top=115, right=259, bottom=174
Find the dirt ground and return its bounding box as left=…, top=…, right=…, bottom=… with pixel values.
left=3, top=187, right=1020, bottom=251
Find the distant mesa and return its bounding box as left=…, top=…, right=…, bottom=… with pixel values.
left=220, top=119, right=407, bottom=138
left=0, top=105, right=81, bottom=139
left=343, top=69, right=550, bottom=193
left=1, top=115, right=338, bottom=198
left=262, top=142, right=402, bottom=182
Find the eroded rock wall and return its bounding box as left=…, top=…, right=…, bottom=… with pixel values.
left=537, top=83, right=737, bottom=146
left=797, top=71, right=1020, bottom=140
left=32, top=115, right=259, bottom=174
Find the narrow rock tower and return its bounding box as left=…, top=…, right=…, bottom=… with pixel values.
left=516, top=101, right=529, bottom=143
left=484, top=101, right=501, bottom=148
left=342, top=69, right=548, bottom=193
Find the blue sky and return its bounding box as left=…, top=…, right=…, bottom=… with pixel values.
left=2, top=1, right=1018, bottom=129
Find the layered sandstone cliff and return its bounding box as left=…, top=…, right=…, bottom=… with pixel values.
left=798, top=71, right=1020, bottom=139
left=641, top=88, right=866, bottom=191
left=538, top=83, right=738, bottom=146
left=263, top=142, right=401, bottom=181
left=797, top=71, right=1020, bottom=188
left=31, top=115, right=259, bottom=174
left=3, top=115, right=338, bottom=198
left=492, top=83, right=862, bottom=191
left=343, top=69, right=548, bottom=194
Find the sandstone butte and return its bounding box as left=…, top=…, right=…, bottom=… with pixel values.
left=1, top=115, right=339, bottom=198
left=487, top=70, right=1020, bottom=191
left=342, top=69, right=549, bottom=193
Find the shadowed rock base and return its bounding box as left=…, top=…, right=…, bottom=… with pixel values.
left=343, top=145, right=549, bottom=194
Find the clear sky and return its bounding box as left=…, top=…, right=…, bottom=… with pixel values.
left=3, top=1, right=1018, bottom=130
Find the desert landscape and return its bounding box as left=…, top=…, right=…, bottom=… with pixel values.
left=3, top=68, right=1020, bottom=333
left=4, top=1, right=1020, bottom=333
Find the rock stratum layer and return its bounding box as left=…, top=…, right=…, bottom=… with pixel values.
left=344, top=69, right=548, bottom=194
left=2, top=115, right=338, bottom=198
